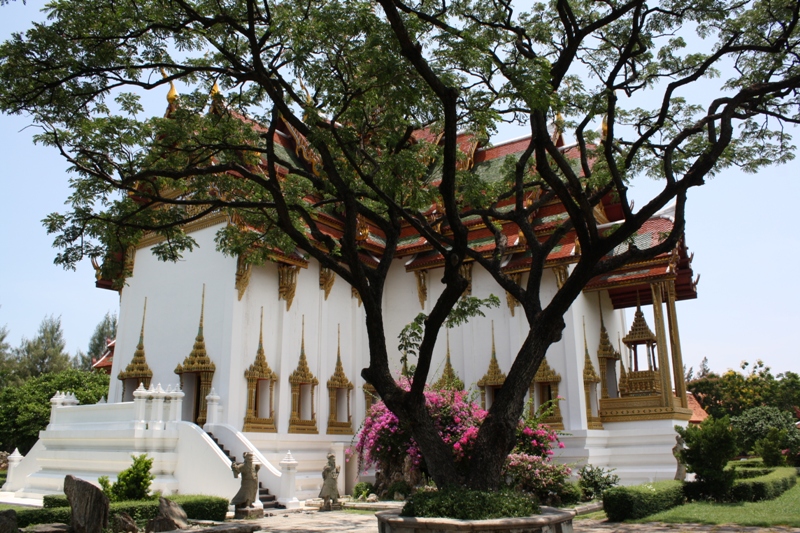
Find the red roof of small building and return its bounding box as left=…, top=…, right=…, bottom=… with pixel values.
left=687, top=392, right=709, bottom=424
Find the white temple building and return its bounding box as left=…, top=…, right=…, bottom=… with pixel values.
left=1, top=112, right=698, bottom=505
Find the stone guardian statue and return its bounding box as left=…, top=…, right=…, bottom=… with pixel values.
left=673, top=434, right=687, bottom=481
left=319, top=453, right=340, bottom=511
left=231, top=452, right=263, bottom=518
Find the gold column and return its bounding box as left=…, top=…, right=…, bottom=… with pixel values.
left=666, top=280, right=688, bottom=408
left=650, top=282, right=674, bottom=408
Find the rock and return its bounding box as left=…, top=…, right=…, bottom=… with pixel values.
left=64, top=475, right=109, bottom=533
left=393, top=492, right=406, bottom=501
left=357, top=494, right=366, bottom=502
left=145, top=516, right=181, bottom=533
left=233, top=507, right=263, bottom=520
left=0, top=509, right=17, bottom=533
left=111, top=512, right=138, bottom=533
left=24, top=525, right=69, bottom=533
left=157, top=498, right=188, bottom=529
left=367, top=493, right=379, bottom=503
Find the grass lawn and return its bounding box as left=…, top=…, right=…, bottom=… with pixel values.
left=632, top=482, right=800, bottom=528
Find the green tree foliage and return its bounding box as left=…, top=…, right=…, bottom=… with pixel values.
left=754, top=428, right=788, bottom=467
left=0, top=368, right=109, bottom=453
left=74, top=311, right=117, bottom=371
left=13, top=315, right=71, bottom=381
left=1, top=0, right=799, bottom=490
left=98, top=454, right=155, bottom=502
left=676, top=416, right=739, bottom=500
left=689, top=361, right=800, bottom=419
left=731, top=406, right=800, bottom=457
left=0, top=324, right=14, bottom=389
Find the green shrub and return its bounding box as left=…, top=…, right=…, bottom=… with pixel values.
left=16, top=507, right=72, bottom=527
left=676, top=416, right=739, bottom=500
left=99, top=454, right=155, bottom=502
left=385, top=480, right=412, bottom=499
left=578, top=464, right=620, bottom=501
left=755, top=428, right=788, bottom=467
left=352, top=481, right=374, bottom=499
left=169, top=495, right=229, bottom=522
left=402, top=487, right=539, bottom=520
left=0, top=470, right=6, bottom=486
left=730, top=467, right=797, bottom=502
left=735, top=468, right=774, bottom=479
left=603, top=480, right=684, bottom=522
left=554, top=481, right=583, bottom=507
left=42, top=494, right=69, bottom=508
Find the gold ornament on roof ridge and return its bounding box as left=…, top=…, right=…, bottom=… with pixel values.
left=289, top=316, right=318, bottom=385
left=434, top=330, right=464, bottom=390
left=328, top=326, right=353, bottom=390
left=160, top=68, right=179, bottom=106
left=319, top=267, right=335, bottom=300
left=118, top=298, right=153, bottom=386
left=175, top=285, right=217, bottom=375
left=478, top=322, right=506, bottom=387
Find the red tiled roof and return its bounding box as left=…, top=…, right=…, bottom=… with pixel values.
left=687, top=392, right=709, bottom=424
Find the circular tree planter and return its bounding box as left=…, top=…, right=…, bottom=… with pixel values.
left=376, top=507, right=576, bottom=533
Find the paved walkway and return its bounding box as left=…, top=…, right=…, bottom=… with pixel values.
left=239, top=510, right=800, bottom=533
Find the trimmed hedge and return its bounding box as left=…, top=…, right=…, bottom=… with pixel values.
left=730, top=467, right=797, bottom=502
left=735, top=467, right=774, bottom=480
left=19, top=494, right=228, bottom=526
left=603, top=480, right=684, bottom=522
left=402, top=488, right=540, bottom=520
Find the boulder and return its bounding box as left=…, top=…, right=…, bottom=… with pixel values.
left=145, top=516, right=181, bottom=533
left=0, top=509, right=17, bottom=533
left=157, top=498, right=188, bottom=529
left=367, top=493, right=379, bottom=503
left=111, top=512, right=139, bottom=533
left=63, top=475, right=109, bottom=533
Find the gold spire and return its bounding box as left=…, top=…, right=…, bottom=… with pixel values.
left=601, top=114, right=608, bottom=139
left=622, top=296, right=657, bottom=346
left=175, top=285, right=216, bottom=374
left=478, top=322, right=506, bottom=387
left=290, top=316, right=318, bottom=385
left=597, top=296, right=620, bottom=360
left=434, top=330, right=464, bottom=390
left=245, top=307, right=276, bottom=380
left=118, top=298, right=153, bottom=386
left=328, top=325, right=353, bottom=389
left=210, top=80, right=221, bottom=98
left=583, top=317, right=600, bottom=382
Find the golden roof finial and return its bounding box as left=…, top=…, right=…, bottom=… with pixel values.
left=491, top=320, right=497, bottom=359
left=434, top=330, right=464, bottom=390
left=118, top=298, right=153, bottom=384
left=478, top=322, right=506, bottom=387
left=198, top=284, right=205, bottom=336
left=601, top=114, right=608, bottom=139
left=337, top=324, right=341, bottom=361
left=289, top=315, right=317, bottom=385
left=301, top=315, right=305, bottom=356
left=622, top=293, right=657, bottom=346
left=583, top=316, right=600, bottom=382
left=328, top=324, right=353, bottom=390
left=210, top=80, right=221, bottom=98
left=597, top=295, right=619, bottom=360
left=556, top=111, right=564, bottom=132
left=258, top=306, right=264, bottom=352
left=160, top=68, right=179, bottom=105
left=139, top=297, right=147, bottom=344
left=174, top=285, right=215, bottom=375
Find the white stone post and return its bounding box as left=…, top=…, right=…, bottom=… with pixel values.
left=133, top=383, right=148, bottom=431
left=278, top=451, right=300, bottom=509
left=204, top=388, right=221, bottom=428
left=62, top=392, right=79, bottom=407
left=49, top=391, right=65, bottom=426
left=152, top=384, right=166, bottom=431
left=169, top=385, right=185, bottom=422
left=3, top=448, right=23, bottom=491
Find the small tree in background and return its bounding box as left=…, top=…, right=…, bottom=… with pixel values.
left=13, top=316, right=71, bottom=381
left=731, top=406, right=800, bottom=459
left=74, top=312, right=117, bottom=371
left=676, top=416, right=739, bottom=500
left=0, top=369, right=109, bottom=453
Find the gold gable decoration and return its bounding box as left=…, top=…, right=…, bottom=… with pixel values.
left=174, top=286, right=216, bottom=426
left=319, top=267, right=335, bottom=300
left=235, top=255, right=252, bottom=301
left=433, top=331, right=464, bottom=391
left=530, top=357, right=563, bottom=429
left=505, top=273, right=522, bottom=316
left=243, top=308, right=278, bottom=432
left=278, top=264, right=299, bottom=311
left=477, top=322, right=505, bottom=408
left=118, top=298, right=153, bottom=398
left=288, top=317, right=319, bottom=434
left=327, top=326, right=354, bottom=435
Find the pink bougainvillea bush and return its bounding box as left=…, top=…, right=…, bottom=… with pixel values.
left=351, top=382, right=572, bottom=502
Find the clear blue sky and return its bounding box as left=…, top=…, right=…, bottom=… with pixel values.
left=1, top=1, right=799, bottom=376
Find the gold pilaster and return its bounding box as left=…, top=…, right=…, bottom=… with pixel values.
left=319, top=267, right=335, bottom=300
left=583, top=319, right=603, bottom=429
left=288, top=317, right=319, bottom=434
left=650, top=282, right=674, bottom=408
left=243, top=308, right=278, bottom=432
left=235, top=255, right=252, bottom=301
left=459, top=263, right=473, bottom=296
left=666, top=280, right=688, bottom=408
left=327, top=325, right=354, bottom=435
left=505, top=273, right=522, bottom=316
left=278, top=264, right=299, bottom=311
left=415, top=270, right=428, bottom=310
